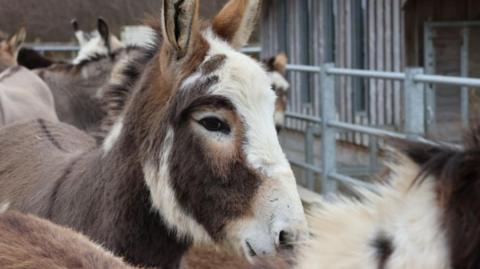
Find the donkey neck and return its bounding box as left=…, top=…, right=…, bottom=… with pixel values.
left=72, top=134, right=191, bottom=269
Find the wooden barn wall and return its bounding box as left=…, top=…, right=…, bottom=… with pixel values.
left=404, top=0, right=480, bottom=141
left=261, top=0, right=405, bottom=145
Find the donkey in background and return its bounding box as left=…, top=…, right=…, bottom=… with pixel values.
left=0, top=29, right=58, bottom=126
left=72, top=18, right=124, bottom=64
left=0, top=28, right=25, bottom=73
left=31, top=18, right=145, bottom=133
left=264, top=53, right=289, bottom=132
left=0, top=211, right=139, bottom=269
left=0, top=1, right=307, bottom=268
left=296, top=131, right=480, bottom=269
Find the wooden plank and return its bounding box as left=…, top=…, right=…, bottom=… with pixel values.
left=313, top=0, right=324, bottom=119
left=385, top=0, right=393, bottom=125
left=346, top=0, right=353, bottom=142
left=376, top=0, right=385, bottom=127
left=393, top=0, right=402, bottom=127
left=368, top=0, right=377, bottom=127
left=337, top=0, right=347, bottom=141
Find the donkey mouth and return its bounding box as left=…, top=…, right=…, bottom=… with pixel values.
left=245, top=241, right=257, bottom=257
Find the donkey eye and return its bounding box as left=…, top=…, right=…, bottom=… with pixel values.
left=198, top=117, right=230, bottom=134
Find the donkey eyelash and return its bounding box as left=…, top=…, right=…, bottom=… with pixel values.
left=197, top=117, right=231, bottom=134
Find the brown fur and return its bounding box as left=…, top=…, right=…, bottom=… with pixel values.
left=0, top=211, right=139, bottom=269
left=212, top=0, right=261, bottom=49
left=182, top=247, right=292, bottom=269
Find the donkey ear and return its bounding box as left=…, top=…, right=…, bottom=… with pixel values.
left=273, top=53, right=288, bottom=74
left=71, top=19, right=79, bottom=32
left=212, top=0, right=261, bottom=49
left=72, top=19, right=88, bottom=46
left=97, top=18, right=112, bottom=54
left=161, top=0, right=198, bottom=58
left=8, top=28, right=26, bottom=50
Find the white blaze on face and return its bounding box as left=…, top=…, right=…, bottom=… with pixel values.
left=143, top=129, right=213, bottom=246
left=203, top=30, right=308, bottom=256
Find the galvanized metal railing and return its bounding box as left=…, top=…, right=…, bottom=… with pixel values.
left=284, top=63, right=480, bottom=195
left=24, top=43, right=261, bottom=55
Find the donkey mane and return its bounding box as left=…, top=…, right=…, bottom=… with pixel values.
left=94, top=44, right=158, bottom=140
left=398, top=127, right=480, bottom=269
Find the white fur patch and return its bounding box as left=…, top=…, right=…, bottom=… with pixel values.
left=199, top=30, right=307, bottom=255
left=73, top=32, right=124, bottom=64
left=274, top=110, right=285, bottom=126
left=269, top=71, right=290, bottom=92
left=102, top=117, right=124, bottom=153
left=297, top=156, right=450, bottom=269
left=0, top=201, right=9, bottom=213
left=143, top=129, right=213, bottom=245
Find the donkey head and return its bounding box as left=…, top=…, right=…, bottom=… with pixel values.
left=72, top=18, right=123, bottom=64
left=0, top=28, right=26, bottom=72
left=264, top=53, right=289, bottom=132
left=107, top=0, right=308, bottom=259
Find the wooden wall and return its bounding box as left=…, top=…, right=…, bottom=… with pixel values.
left=404, top=0, right=480, bottom=140
left=261, top=0, right=405, bottom=145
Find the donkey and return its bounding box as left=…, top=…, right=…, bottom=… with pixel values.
left=0, top=1, right=308, bottom=268
left=0, top=66, right=58, bottom=126
left=34, top=46, right=147, bottom=133
left=0, top=211, right=139, bottom=269
left=263, top=53, right=289, bottom=132
left=296, top=132, right=480, bottom=269
left=0, top=28, right=25, bottom=73
left=72, top=18, right=124, bottom=64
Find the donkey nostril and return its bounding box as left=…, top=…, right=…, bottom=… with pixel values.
left=278, top=230, right=294, bottom=249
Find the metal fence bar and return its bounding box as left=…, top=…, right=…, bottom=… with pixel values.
left=286, top=64, right=322, bottom=73
left=414, top=74, right=480, bottom=88
left=328, top=120, right=408, bottom=140
left=320, top=63, right=337, bottom=194
left=327, top=67, right=405, bottom=80
left=329, top=173, right=377, bottom=192
left=23, top=43, right=79, bottom=52
left=241, top=46, right=262, bottom=54
left=426, top=21, right=480, bottom=28
left=284, top=112, right=322, bottom=125
left=288, top=159, right=323, bottom=174
left=405, top=68, right=426, bottom=138
left=305, top=124, right=316, bottom=189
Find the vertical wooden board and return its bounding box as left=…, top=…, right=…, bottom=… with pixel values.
left=286, top=0, right=297, bottom=129
left=313, top=0, right=324, bottom=118
left=345, top=0, right=354, bottom=142
left=385, top=0, right=393, bottom=125
left=393, top=0, right=402, bottom=127
left=376, top=0, right=385, bottom=127
left=368, top=0, right=378, bottom=126
left=337, top=0, right=347, bottom=141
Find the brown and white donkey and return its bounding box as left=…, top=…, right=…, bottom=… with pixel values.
left=264, top=53, right=289, bottom=132
left=0, top=0, right=307, bottom=268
